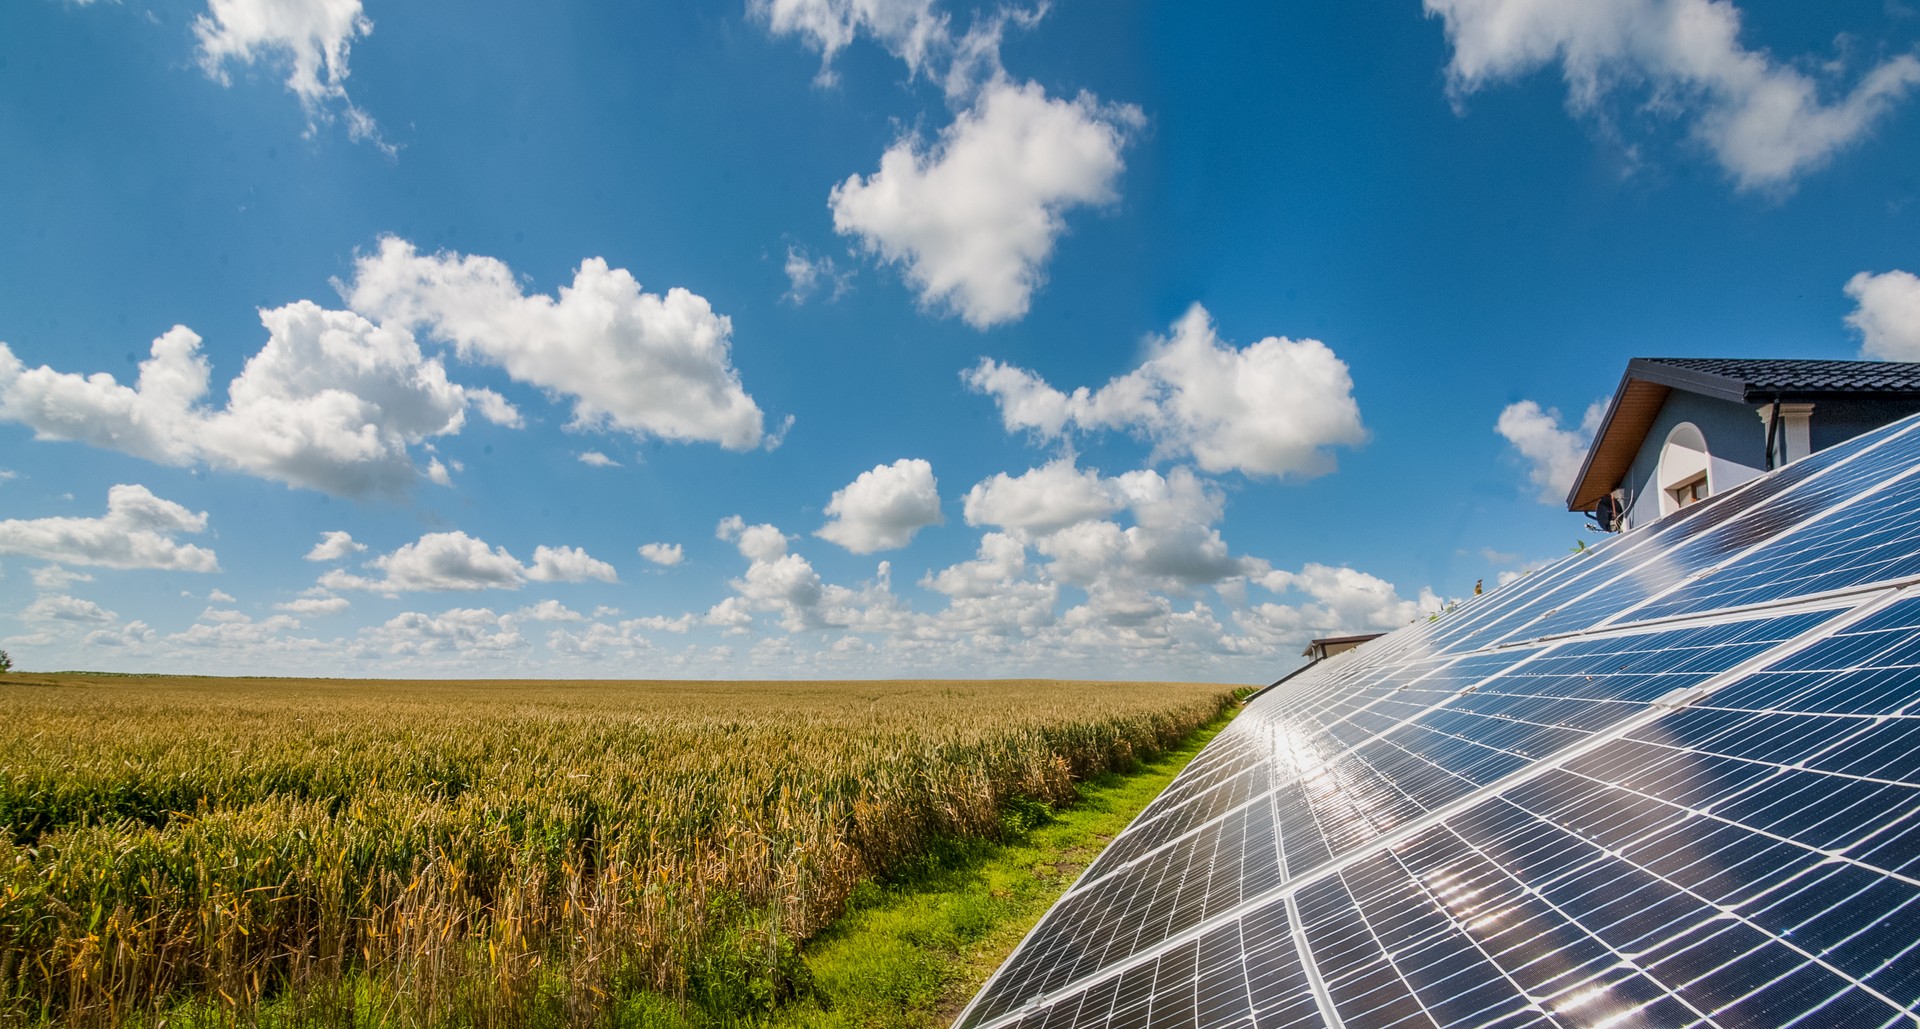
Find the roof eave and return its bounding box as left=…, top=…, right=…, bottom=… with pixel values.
left=1565, top=372, right=1673, bottom=512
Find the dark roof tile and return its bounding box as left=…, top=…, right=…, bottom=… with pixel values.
left=1641, top=358, right=1920, bottom=396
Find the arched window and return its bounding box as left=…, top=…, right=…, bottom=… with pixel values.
left=1657, top=422, right=1710, bottom=516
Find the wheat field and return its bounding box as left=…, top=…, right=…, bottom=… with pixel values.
left=0, top=674, right=1235, bottom=1026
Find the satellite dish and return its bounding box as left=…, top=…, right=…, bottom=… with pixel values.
left=1590, top=491, right=1621, bottom=533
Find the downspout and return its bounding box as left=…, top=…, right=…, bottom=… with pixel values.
left=1766, top=395, right=1781, bottom=472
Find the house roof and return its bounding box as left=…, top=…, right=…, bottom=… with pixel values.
left=1301, top=632, right=1385, bottom=657
left=1565, top=358, right=1920, bottom=511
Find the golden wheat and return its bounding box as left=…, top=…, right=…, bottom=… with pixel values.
left=0, top=675, right=1233, bottom=1026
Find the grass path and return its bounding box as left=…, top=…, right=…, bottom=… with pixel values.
left=742, top=709, right=1237, bottom=1029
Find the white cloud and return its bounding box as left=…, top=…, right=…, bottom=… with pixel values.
left=962, top=458, right=1121, bottom=535
left=305, top=530, right=366, bottom=561
left=1029, top=467, right=1254, bottom=591
left=577, top=450, right=621, bottom=468
left=830, top=79, right=1142, bottom=328
left=1496, top=398, right=1606, bottom=503
left=1426, top=0, right=1920, bottom=191
left=0, top=484, right=219, bottom=572
left=0, top=304, right=478, bottom=498
left=208, top=589, right=237, bottom=603
left=1846, top=269, right=1920, bottom=360
left=816, top=458, right=944, bottom=553
left=783, top=246, right=854, bottom=304
left=715, top=517, right=826, bottom=631
left=753, top=0, right=947, bottom=83
left=468, top=389, right=522, bottom=427
left=20, top=594, right=118, bottom=625
left=638, top=542, right=684, bottom=566
left=921, top=531, right=1028, bottom=597
left=31, top=565, right=93, bottom=591
left=360, top=607, right=524, bottom=658
left=966, top=305, right=1368, bottom=478
left=527, top=545, right=619, bottom=584
left=194, top=0, right=389, bottom=150
left=276, top=596, right=350, bottom=617
left=171, top=611, right=305, bottom=650
left=514, top=599, right=584, bottom=622
left=345, top=237, right=771, bottom=450
left=1232, top=563, right=1449, bottom=655
left=320, top=530, right=616, bottom=592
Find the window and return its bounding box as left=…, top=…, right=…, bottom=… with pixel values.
left=1669, top=472, right=1707, bottom=507
left=1656, top=422, right=1710, bottom=518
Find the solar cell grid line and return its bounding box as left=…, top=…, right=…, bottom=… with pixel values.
left=1391, top=818, right=1697, bottom=1026
left=960, top=589, right=1915, bottom=1029
left=1452, top=792, right=1809, bottom=1023
left=960, top=797, right=1288, bottom=1027
left=1293, top=852, right=1461, bottom=1028
left=1266, top=613, right=1847, bottom=864
left=1138, top=734, right=1267, bottom=814
left=1359, top=823, right=1668, bottom=1028
left=1469, top=415, right=1920, bottom=647
left=971, top=906, right=1335, bottom=1029
left=1630, top=460, right=1920, bottom=624
left=1084, top=763, right=1278, bottom=883
left=1482, top=769, right=1920, bottom=1023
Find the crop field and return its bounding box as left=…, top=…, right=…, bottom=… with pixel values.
left=0, top=674, right=1235, bottom=1027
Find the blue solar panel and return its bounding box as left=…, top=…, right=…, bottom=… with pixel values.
left=958, top=413, right=1920, bottom=1029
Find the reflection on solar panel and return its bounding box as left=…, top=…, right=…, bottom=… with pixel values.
left=957, top=413, right=1920, bottom=1028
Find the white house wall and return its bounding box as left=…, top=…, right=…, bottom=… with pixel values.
left=1620, top=390, right=1767, bottom=529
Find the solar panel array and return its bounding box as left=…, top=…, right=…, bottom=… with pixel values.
left=956, top=413, right=1920, bottom=1029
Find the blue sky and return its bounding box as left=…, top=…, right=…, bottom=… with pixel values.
left=3, top=0, right=1918, bottom=681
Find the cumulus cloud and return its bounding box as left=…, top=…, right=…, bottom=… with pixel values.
left=172, top=610, right=305, bottom=650
left=816, top=458, right=944, bottom=553
left=951, top=461, right=1258, bottom=632
left=577, top=450, right=621, bottom=468
left=966, top=305, right=1368, bottom=478
left=963, top=458, right=1122, bottom=535
left=638, top=542, right=684, bottom=566
left=527, top=545, right=619, bottom=584
left=276, top=596, right=350, bottom=617
left=831, top=79, right=1142, bottom=328
left=753, top=0, right=947, bottom=83
left=360, top=607, right=524, bottom=658
left=515, top=599, right=584, bottom=622
left=783, top=246, right=854, bottom=304
left=714, top=517, right=825, bottom=631
left=0, top=485, right=219, bottom=572
left=6, top=587, right=157, bottom=650
left=305, top=530, right=366, bottom=561
left=320, top=530, right=615, bottom=592
left=19, top=594, right=118, bottom=625
left=0, top=305, right=476, bottom=498
left=1496, top=398, right=1606, bottom=503
left=194, top=0, right=389, bottom=150
left=1847, top=270, right=1920, bottom=360
left=1426, top=0, right=1920, bottom=190
left=1260, top=563, right=1448, bottom=631
left=344, top=237, right=770, bottom=450
left=1029, top=467, right=1255, bottom=591
left=31, top=565, right=93, bottom=591
left=468, top=389, right=523, bottom=428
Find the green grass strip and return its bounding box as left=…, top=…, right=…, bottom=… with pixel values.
left=745, top=708, right=1236, bottom=1029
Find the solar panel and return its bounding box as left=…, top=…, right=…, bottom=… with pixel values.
left=957, top=412, right=1920, bottom=1029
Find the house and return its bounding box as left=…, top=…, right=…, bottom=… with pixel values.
left=1566, top=358, right=1920, bottom=532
